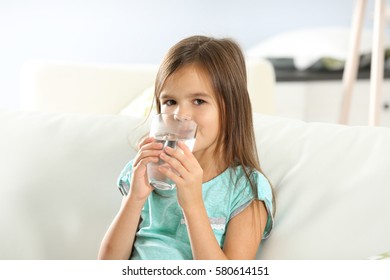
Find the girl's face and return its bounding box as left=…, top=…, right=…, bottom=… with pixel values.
left=159, top=64, right=221, bottom=159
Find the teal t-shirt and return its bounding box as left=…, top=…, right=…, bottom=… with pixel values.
left=117, top=160, right=274, bottom=260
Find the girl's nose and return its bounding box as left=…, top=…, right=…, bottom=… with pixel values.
left=173, top=107, right=191, bottom=120
left=173, top=113, right=192, bottom=122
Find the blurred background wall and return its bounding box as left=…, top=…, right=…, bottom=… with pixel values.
left=1, top=0, right=388, bottom=109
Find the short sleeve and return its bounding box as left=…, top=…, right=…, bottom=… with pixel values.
left=229, top=169, right=274, bottom=239
left=117, top=160, right=134, bottom=196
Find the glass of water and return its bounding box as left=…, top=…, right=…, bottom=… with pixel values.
left=147, top=113, right=197, bottom=190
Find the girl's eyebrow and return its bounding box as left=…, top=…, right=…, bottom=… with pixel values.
left=188, top=92, right=211, bottom=99
left=160, top=92, right=211, bottom=99
left=159, top=93, right=173, bottom=99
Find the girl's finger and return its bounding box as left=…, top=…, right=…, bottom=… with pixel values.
left=137, top=136, right=154, bottom=150
left=177, top=140, right=192, bottom=156
left=159, top=151, right=188, bottom=180
left=140, top=141, right=163, bottom=152
left=133, top=149, right=162, bottom=165
left=135, top=156, right=159, bottom=170
left=163, top=142, right=196, bottom=170
left=158, top=164, right=184, bottom=184
left=133, top=139, right=163, bottom=167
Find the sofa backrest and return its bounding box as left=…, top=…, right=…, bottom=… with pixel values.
left=20, top=61, right=159, bottom=115
left=19, top=59, right=275, bottom=116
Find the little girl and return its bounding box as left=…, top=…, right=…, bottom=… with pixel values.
left=99, top=35, right=274, bottom=260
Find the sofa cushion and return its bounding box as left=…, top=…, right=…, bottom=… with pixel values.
left=0, top=109, right=147, bottom=259
left=254, top=114, right=390, bottom=259
left=119, top=86, right=156, bottom=118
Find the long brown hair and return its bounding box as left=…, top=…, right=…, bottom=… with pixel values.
left=154, top=35, right=274, bottom=209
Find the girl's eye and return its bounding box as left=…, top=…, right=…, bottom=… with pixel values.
left=163, top=99, right=176, bottom=106
left=194, top=99, right=205, bottom=105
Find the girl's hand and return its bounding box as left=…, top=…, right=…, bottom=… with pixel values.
left=129, top=137, right=163, bottom=202
left=159, top=141, right=203, bottom=210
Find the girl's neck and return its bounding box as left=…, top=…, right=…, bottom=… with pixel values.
left=194, top=150, right=228, bottom=183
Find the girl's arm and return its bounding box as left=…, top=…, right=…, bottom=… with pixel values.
left=98, top=137, right=162, bottom=259
left=182, top=199, right=267, bottom=260
left=220, top=200, right=268, bottom=259
left=98, top=195, right=145, bottom=259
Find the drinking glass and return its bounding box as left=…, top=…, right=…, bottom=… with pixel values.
left=147, top=113, right=197, bottom=190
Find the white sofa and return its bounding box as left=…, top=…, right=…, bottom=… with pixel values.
left=0, top=61, right=389, bottom=260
